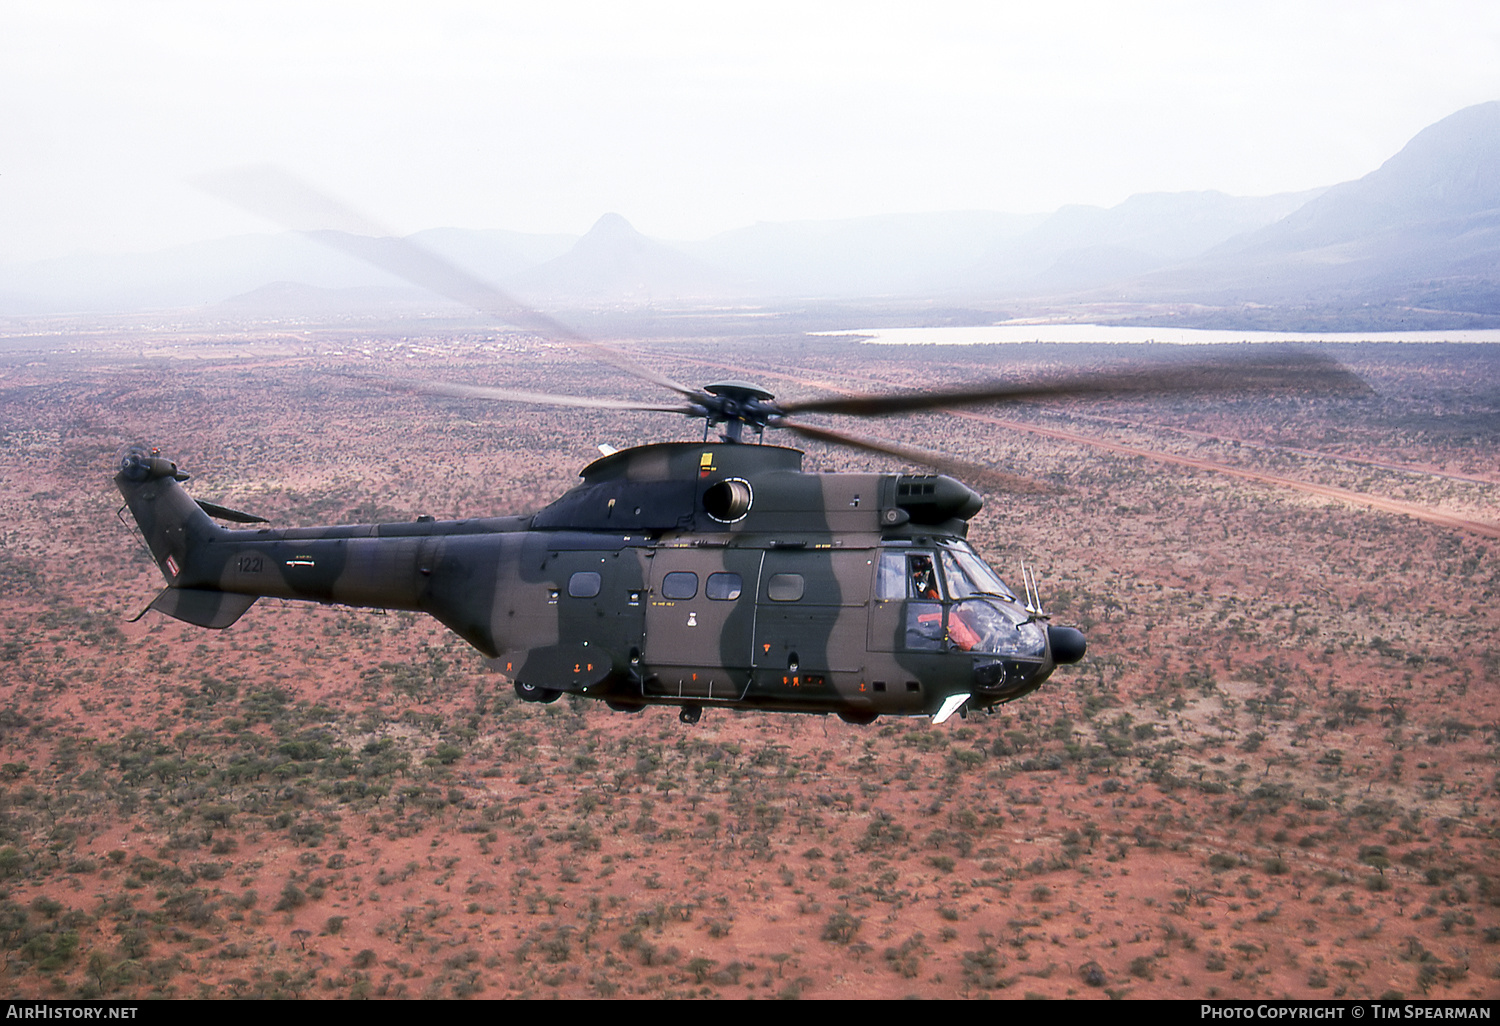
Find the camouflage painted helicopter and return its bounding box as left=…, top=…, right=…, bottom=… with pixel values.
left=117, top=349, right=1374, bottom=725
left=116, top=170, right=1363, bottom=724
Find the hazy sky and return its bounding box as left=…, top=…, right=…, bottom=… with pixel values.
left=4, top=0, right=1499, bottom=262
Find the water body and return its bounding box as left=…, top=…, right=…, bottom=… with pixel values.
left=820, top=324, right=1500, bottom=345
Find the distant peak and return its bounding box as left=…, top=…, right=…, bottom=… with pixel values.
left=1386, top=100, right=1500, bottom=164
left=1343, top=99, right=1500, bottom=215
left=585, top=212, right=640, bottom=240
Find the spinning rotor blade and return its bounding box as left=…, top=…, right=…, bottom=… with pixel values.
left=776, top=350, right=1370, bottom=418
left=195, top=165, right=699, bottom=400
left=386, top=378, right=698, bottom=415
left=776, top=417, right=1051, bottom=493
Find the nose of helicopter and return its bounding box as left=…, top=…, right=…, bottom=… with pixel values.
left=1047, top=625, right=1087, bottom=664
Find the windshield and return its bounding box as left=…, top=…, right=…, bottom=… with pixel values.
left=939, top=545, right=1015, bottom=601
left=949, top=598, right=1047, bottom=657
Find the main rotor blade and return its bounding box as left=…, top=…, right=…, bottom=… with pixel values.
left=560, top=338, right=702, bottom=400
left=383, top=377, right=699, bottom=415
left=776, top=350, right=1370, bottom=418
left=195, top=164, right=699, bottom=399
left=775, top=417, right=1051, bottom=493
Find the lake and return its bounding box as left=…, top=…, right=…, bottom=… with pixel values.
left=818, top=323, right=1500, bottom=345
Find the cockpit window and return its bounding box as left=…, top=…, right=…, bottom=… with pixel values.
left=877, top=550, right=952, bottom=601
left=940, top=545, right=1015, bottom=601
left=948, top=599, right=1047, bottom=657
left=879, top=545, right=1015, bottom=604
left=939, top=550, right=980, bottom=599
left=875, top=551, right=905, bottom=600
left=909, top=554, right=941, bottom=600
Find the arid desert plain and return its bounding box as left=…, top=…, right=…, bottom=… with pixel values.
left=0, top=322, right=1495, bottom=1000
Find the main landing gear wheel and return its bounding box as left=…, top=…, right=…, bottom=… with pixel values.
left=838, top=710, right=879, bottom=725
left=606, top=700, right=646, bottom=714
left=679, top=704, right=702, bottom=725
left=514, top=680, right=560, bottom=704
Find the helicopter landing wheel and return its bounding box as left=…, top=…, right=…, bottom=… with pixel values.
left=837, top=709, right=879, bottom=725
left=678, top=703, right=702, bottom=725
left=606, top=700, right=646, bottom=714
left=514, top=680, right=560, bottom=704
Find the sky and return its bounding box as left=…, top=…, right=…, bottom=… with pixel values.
left=3, top=0, right=1499, bottom=263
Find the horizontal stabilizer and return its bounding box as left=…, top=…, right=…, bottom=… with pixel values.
left=195, top=499, right=269, bottom=524
left=147, top=588, right=258, bottom=629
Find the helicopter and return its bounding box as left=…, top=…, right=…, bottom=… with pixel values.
left=115, top=171, right=1367, bottom=726
left=116, top=350, right=1375, bottom=727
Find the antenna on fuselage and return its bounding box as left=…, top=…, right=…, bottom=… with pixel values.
left=1021, top=562, right=1047, bottom=619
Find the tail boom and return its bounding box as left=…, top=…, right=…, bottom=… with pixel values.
left=115, top=446, right=521, bottom=647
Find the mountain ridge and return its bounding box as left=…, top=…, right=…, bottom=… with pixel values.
left=4, top=101, right=1498, bottom=328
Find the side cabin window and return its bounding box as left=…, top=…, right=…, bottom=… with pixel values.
left=766, top=573, right=804, bottom=602
left=567, top=571, right=602, bottom=598
left=706, top=572, right=742, bottom=600
left=661, top=572, right=699, bottom=600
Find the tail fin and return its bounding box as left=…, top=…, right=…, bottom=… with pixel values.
left=115, top=446, right=257, bottom=629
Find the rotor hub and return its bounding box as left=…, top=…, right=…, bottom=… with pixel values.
left=700, top=381, right=779, bottom=441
